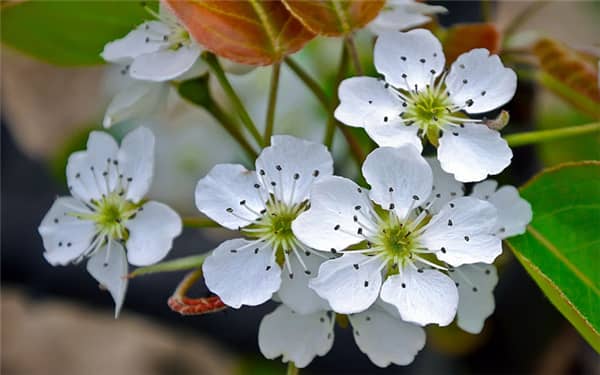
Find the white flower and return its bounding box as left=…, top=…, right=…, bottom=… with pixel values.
left=195, top=135, right=333, bottom=311
left=102, top=80, right=170, bottom=128
left=368, top=0, right=447, bottom=35
left=258, top=300, right=425, bottom=368
left=424, top=157, right=532, bottom=333
left=101, top=4, right=204, bottom=82
left=292, top=145, right=502, bottom=326
left=335, top=28, right=517, bottom=182
left=38, top=127, right=182, bottom=317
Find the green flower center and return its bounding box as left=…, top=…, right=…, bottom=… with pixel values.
left=404, top=86, right=454, bottom=135
left=243, top=200, right=306, bottom=252
left=77, top=193, right=139, bottom=240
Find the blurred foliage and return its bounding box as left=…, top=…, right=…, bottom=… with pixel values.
left=427, top=322, right=490, bottom=356
left=236, top=356, right=286, bottom=375
left=442, top=23, right=501, bottom=64
left=0, top=1, right=154, bottom=65
left=507, top=162, right=600, bottom=352
left=535, top=101, right=600, bottom=167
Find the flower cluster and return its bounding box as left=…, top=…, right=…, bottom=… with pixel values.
left=38, top=2, right=534, bottom=371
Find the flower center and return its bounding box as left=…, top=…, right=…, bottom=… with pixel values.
left=77, top=193, right=139, bottom=240
left=378, top=221, right=417, bottom=261
left=243, top=200, right=306, bottom=251
left=404, top=85, right=454, bottom=137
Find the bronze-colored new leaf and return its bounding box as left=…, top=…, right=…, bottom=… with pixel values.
left=282, top=0, right=385, bottom=36
left=163, top=0, right=316, bottom=66
left=443, top=23, right=501, bottom=64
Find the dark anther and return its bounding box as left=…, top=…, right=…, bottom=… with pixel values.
left=417, top=268, right=423, bottom=273
left=388, top=187, right=394, bottom=192
left=419, top=58, right=426, bottom=63
left=254, top=183, right=260, bottom=188
left=452, top=132, right=459, bottom=136
left=357, top=187, right=362, bottom=193
left=430, top=69, right=436, bottom=74
left=334, top=224, right=340, bottom=230
left=75, top=173, right=81, bottom=178
left=401, top=73, right=407, bottom=79
left=353, top=264, right=359, bottom=270
left=459, top=64, right=465, bottom=69
left=472, top=287, right=478, bottom=292
left=383, top=116, right=388, bottom=122
left=276, top=165, right=282, bottom=171
left=481, top=91, right=486, bottom=96
left=260, top=209, right=267, bottom=214
left=67, top=242, right=72, bottom=247
left=293, top=173, right=300, bottom=180
left=239, top=200, right=246, bottom=205
left=127, top=177, right=133, bottom=182
left=305, top=270, right=312, bottom=275
left=466, top=99, right=474, bottom=107
left=230, top=249, right=237, bottom=253
left=436, top=193, right=441, bottom=198
left=259, top=169, right=265, bottom=175
left=412, top=195, right=420, bottom=200
left=353, top=215, right=358, bottom=222
left=368, top=100, right=373, bottom=104
left=313, top=170, right=320, bottom=177
left=464, top=236, right=470, bottom=242
left=102, top=171, right=108, bottom=176
left=357, top=228, right=363, bottom=235
left=289, top=273, right=294, bottom=279
left=266, top=265, right=271, bottom=271
left=384, top=83, right=389, bottom=89
left=441, top=247, right=446, bottom=253
left=485, top=269, right=491, bottom=275
left=320, top=317, right=325, bottom=322
left=58, top=242, right=63, bottom=247
left=270, top=181, right=276, bottom=186
left=449, top=203, right=455, bottom=208
left=401, top=56, right=406, bottom=61
left=330, top=248, right=337, bottom=254
left=364, top=281, right=369, bottom=287
left=254, top=248, right=259, bottom=254
left=54, top=218, right=59, bottom=223
left=448, top=219, right=453, bottom=226
left=402, top=102, right=407, bottom=107
left=462, top=79, right=468, bottom=84
left=401, top=283, right=406, bottom=288
left=455, top=282, right=459, bottom=286
left=389, top=203, right=395, bottom=210
left=354, top=205, right=361, bottom=210
left=226, top=208, right=233, bottom=213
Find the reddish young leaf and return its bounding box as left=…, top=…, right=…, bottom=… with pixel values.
left=168, top=295, right=227, bottom=316
left=443, top=23, right=501, bottom=64
left=162, top=0, right=316, bottom=66
left=282, top=0, right=385, bottom=36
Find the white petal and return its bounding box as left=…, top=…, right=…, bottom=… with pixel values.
left=362, top=146, right=432, bottom=219
left=364, top=121, right=423, bottom=151
left=334, top=77, right=404, bottom=129
left=423, top=157, right=464, bottom=214
left=203, top=238, right=281, bottom=308
left=195, top=164, right=266, bottom=230
left=255, top=135, right=333, bottom=206
left=374, top=29, right=445, bottom=92
left=125, top=201, right=182, bottom=266
left=292, top=176, right=369, bottom=252
left=258, top=305, right=334, bottom=368
left=380, top=266, right=458, bottom=326
left=39, top=197, right=96, bottom=266
left=450, top=263, right=498, bottom=334
left=349, top=306, right=426, bottom=367
left=103, top=81, right=169, bottom=128
left=438, top=123, right=512, bottom=182
left=129, top=44, right=201, bottom=82
left=471, top=181, right=532, bottom=238
left=101, top=21, right=170, bottom=63
left=368, top=0, right=447, bottom=35
left=117, top=126, right=155, bottom=203
left=278, top=251, right=330, bottom=314
left=309, top=253, right=384, bottom=314
left=420, top=197, right=502, bottom=266
left=446, top=49, right=517, bottom=114
left=66, top=131, right=119, bottom=202
left=86, top=241, right=128, bottom=318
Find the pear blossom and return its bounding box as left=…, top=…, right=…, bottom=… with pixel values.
left=335, top=28, right=517, bottom=182
left=368, top=0, right=447, bottom=35
left=292, top=145, right=502, bottom=326
left=38, top=127, right=182, bottom=317
left=425, top=157, right=532, bottom=333
left=101, top=4, right=204, bottom=82
left=195, top=135, right=333, bottom=311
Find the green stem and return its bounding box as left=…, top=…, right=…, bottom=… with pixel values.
left=506, top=122, right=600, bottom=147
left=203, top=52, right=264, bottom=147
left=128, top=254, right=207, bottom=279
left=283, top=49, right=365, bottom=165
left=286, top=362, right=299, bottom=375
left=264, top=62, right=281, bottom=146
left=182, top=217, right=221, bottom=228
left=207, top=102, right=258, bottom=160
left=345, top=35, right=363, bottom=75
left=284, top=57, right=329, bottom=109
left=324, top=45, right=349, bottom=148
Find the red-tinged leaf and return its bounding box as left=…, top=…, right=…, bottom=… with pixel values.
left=443, top=23, right=501, bottom=64
left=162, top=0, right=316, bottom=66
left=282, top=0, right=385, bottom=36
left=168, top=295, right=227, bottom=316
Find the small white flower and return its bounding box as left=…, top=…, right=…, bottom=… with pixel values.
left=101, top=4, right=204, bottom=82
left=38, top=127, right=182, bottom=317
left=425, top=157, right=532, bottom=333
left=335, top=28, right=517, bottom=182
left=195, top=135, right=333, bottom=312
left=368, top=0, right=447, bottom=35
left=258, top=301, right=425, bottom=368
left=102, top=80, right=170, bottom=128
left=292, top=145, right=502, bottom=326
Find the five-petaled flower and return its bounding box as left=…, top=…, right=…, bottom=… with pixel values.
left=368, top=0, right=447, bottom=35
left=335, top=28, right=517, bottom=182
left=38, top=127, right=182, bottom=317
left=195, top=135, right=333, bottom=313
left=293, top=145, right=502, bottom=326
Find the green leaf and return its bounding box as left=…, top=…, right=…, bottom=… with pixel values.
left=1, top=1, right=152, bottom=65
left=507, top=161, right=600, bottom=352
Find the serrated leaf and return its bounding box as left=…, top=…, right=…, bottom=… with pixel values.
left=163, top=0, right=316, bottom=66
left=282, top=0, right=384, bottom=36
left=1, top=1, right=151, bottom=65
left=507, top=162, right=600, bottom=352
